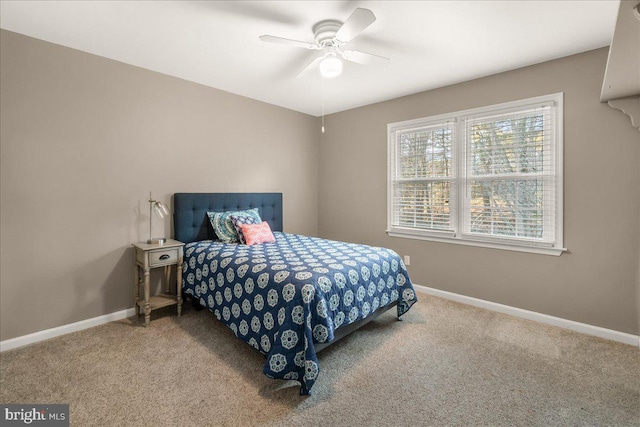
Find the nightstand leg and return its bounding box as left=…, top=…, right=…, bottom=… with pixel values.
left=134, top=264, right=140, bottom=317
left=164, top=265, right=171, bottom=294
left=177, top=259, right=183, bottom=317
left=143, top=267, right=151, bottom=327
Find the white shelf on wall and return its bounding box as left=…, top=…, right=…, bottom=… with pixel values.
left=601, top=1, right=640, bottom=131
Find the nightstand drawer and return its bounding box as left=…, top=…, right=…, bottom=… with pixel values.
left=149, top=248, right=179, bottom=267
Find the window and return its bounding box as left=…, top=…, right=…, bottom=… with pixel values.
left=387, top=93, right=564, bottom=255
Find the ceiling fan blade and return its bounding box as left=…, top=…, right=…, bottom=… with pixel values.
left=296, top=54, right=329, bottom=79
left=335, top=8, right=376, bottom=44
left=341, top=50, right=390, bottom=65
left=259, top=35, right=320, bottom=50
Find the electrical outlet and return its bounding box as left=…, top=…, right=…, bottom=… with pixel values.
left=403, top=255, right=410, bottom=266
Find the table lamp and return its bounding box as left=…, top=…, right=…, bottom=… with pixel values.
left=147, top=192, right=168, bottom=244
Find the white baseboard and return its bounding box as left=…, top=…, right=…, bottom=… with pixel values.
left=414, top=284, right=640, bottom=348
left=2, top=287, right=638, bottom=352
left=0, top=308, right=136, bottom=352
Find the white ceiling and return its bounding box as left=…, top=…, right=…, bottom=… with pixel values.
left=0, top=1, right=619, bottom=116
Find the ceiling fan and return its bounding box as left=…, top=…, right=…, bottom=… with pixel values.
left=259, top=8, right=390, bottom=79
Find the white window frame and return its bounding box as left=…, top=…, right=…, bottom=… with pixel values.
left=387, top=93, right=565, bottom=256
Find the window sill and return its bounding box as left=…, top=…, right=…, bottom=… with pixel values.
left=387, top=230, right=566, bottom=256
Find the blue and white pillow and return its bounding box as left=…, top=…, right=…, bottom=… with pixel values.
left=207, top=208, right=261, bottom=243
left=229, top=214, right=261, bottom=244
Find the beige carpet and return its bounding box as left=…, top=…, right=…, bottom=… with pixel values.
left=1, top=294, right=638, bottom=426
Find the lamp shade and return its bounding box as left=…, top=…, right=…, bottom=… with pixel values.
left=319, top=56, right=343, bottom=78
left=153, top=201, right=168, bottom=218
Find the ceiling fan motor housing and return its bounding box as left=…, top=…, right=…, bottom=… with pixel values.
left=312, top=20, right=343, bottom=46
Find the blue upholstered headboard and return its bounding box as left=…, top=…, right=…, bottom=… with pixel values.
left=173, top=193, right=283, bottom=244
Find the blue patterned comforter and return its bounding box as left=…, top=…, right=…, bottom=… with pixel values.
left=182, top=232, right=417, bottom=395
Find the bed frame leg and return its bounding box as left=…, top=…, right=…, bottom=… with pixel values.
left=191, top=297, right=204, bottom=311
left=299, top=384, right=311, bottom=396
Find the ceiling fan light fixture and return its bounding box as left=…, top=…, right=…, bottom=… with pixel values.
left=319, top=55, right=343, bottom=78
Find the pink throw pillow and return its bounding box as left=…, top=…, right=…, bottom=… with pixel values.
left=240, top=221, right=276, bottom=245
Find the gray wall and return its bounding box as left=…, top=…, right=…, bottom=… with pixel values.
left=2, top=31, right=638, bottom=342
left=0, top=30, right=319, bottom=341
left=318, top=48, right=640, bottom=335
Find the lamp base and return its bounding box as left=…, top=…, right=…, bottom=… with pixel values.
left=147, top=237, right=167, bottom=245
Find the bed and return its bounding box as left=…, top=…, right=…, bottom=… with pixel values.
left=174, top=192, right=417, bottom=395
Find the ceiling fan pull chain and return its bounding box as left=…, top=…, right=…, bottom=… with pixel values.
left=321, top=77, right=325, bottom=133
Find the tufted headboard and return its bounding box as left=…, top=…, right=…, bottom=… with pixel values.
left=173, top=193, right=283, bottom=244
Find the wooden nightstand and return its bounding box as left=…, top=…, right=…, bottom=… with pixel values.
left=132, top=239, right=185, bottom=326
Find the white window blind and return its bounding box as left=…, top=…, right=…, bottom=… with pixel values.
left=462, top=104, right=556, bottom=245
left=390, top=122, right=455, bottom=234
left=387, top=93, right=564, bottom=256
